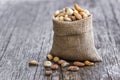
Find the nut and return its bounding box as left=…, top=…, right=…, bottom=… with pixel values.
left=73, top=10, right=79, bottom=14
left=51, top=64, right=59, bottom=70
left=59, top=16, right=64, bottom=21
left=66, top=8, right=74, bottom=15
left=54, top=10, right=60, bottom=17
left=58, top=60, right=66, bottom=64
left=61, top=62, right=70, bottom=67
left=74, top=3, right=84, bottom=12
left=44, top=61, right=52, bottom=67
left=29, top=60, right=38, bottom=66
left=82, top=13, right=88, bottom=18
left=68, top=15, right=72, bottom=19
left=73, top=61, right=85, bottom=67
left=73, top=12, right=82, bottom=20
left=57, top=12, right=65, bottom=17
left=53, top=56, right=60, bottom=63
left=84, top=61, right=94, bottom=66
left=84, top=9, right=90, bottom=16
left=45, top=70, right=52, bottom=76
left=47, top=54, right=53, bottom=60
left=64, top=17, right=72, bottom=21
left=71, top=16, right=76, bottom=21
left=67, top=66, right=79, bottom=71
left=64, top=15, right=72, bottom=21
left=79, top=12, right=88, bottom=18
left=55, top=16, right=59, bottom=20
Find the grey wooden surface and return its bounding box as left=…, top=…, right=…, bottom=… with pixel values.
left=0, top=0, right=120, bottom=80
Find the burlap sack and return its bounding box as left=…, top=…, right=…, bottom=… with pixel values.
left=50, top=15, right=102, bottom=61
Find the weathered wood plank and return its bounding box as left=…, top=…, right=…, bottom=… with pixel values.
left=0, top=0, right=120, bottom=80
left=0, top=1, right=54, bottom=80
left=61, top=0, right=120, bottom=80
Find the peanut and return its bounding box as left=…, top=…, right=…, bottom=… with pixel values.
left=73, top=61, right=85, bottom=67
left=29, top=60, right=38, bottom=66
left=73, top=12, right=82, bottom=20
left=51, top=64, right=59, bottom=70
left=67, top=66, right=79, bottom=71
left=84, top=61, right=94, bottom=66
left=66, top=8, right=74, bottom=15
left=53, top=56, right=60, bottom=63
left=54, top=10, right=60, bottom=17
left=58, top=60, right=66, bottom=64
left=79, top=12, right=88, bottom=18
left=47, top=54, right=53, bottom=60
left=59, top=16, right=64, bottom=21
left=71, top=16, right=76, bottom=21
left=84, top=9, right=90, bottom=16
left=74, top=3, right=84, bottom=12
left=44, top=61, right=52, bottom=67
left=45, top=70, right=52, bottom=76
left=61, top=62, right=70, bottom=67
left=64, top=17, right=72, bottom=21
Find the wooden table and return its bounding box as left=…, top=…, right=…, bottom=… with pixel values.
left=0, top=0, right=120, bottom=80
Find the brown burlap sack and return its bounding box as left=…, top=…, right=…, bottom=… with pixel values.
left=50, top=15, right=102, bottom=61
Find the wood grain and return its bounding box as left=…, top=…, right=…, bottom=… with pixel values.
left=0, top=0, right=120, bottom=80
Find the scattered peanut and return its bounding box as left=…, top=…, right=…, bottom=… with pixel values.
left=58, top=60, right=66, bottom=64
left=51, top=64, right=59, bottom=70
left=53, top=56, right=60, bottom=63
left=84, top=61, right=94, bottom=66
left=29, top=60, right=38, bottom=66
left=73, top=61, right=85, bottom=67
left=67, top=66, right=79, bottom=71
left=45, top=70, right=52, bottom=76
left=61, top=62, right=70, bottom=67
left=44, top=61, right=52, bottom=67
left=47, top=54, right=53, bottom=60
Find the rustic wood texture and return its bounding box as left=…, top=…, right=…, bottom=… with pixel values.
left=0, top=0, right=120, bottom=80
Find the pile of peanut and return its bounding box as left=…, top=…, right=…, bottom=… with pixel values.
left=29, top=54, right=94, bottom=76
left=54, top=3, right=91, bottom=21
left=44, top=54, right=94, bottom=76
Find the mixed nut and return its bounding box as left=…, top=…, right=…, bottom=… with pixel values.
left=54, top=3, right=91, bottom=21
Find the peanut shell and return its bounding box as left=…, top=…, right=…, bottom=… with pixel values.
left=44, top=61, right=52, bottom=67
left=53, top=56, right=60, bottom=63
left=51, top=64, right=59, bottom=70
left=47, top=54, right=53, bottom=60
left=84, top=61, right=94, bottom=66
left=29, top=60, right=38, bottom=66
left=74, top=3, right=84, bottom=12
left=73, top=61, right=85, bottom=67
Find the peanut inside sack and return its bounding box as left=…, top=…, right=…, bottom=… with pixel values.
left=54, top=3, right=91, bottom=21
left=50, top=4, right=102, bottom=62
